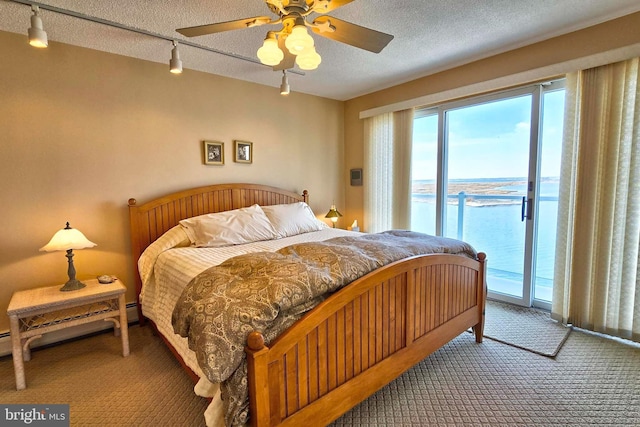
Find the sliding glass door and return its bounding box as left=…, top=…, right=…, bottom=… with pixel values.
left=444, top=93, right=532, bottom=302
left=532, top=88, right=565, bottom=303
left=411, top=82, right=565, bottom=308
left=411, top=110, right=438, bottom=236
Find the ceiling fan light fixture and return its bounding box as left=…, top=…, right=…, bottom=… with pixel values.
left=28, top=5, right=48, bottom=48
left=257, top=33, right=284, bottom=66
left=295, top=46, right=321, bottom=70
left=169, top=41, right=183, bottom=74
left=285, top=23, right=314, bottom=55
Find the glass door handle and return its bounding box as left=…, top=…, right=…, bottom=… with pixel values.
left=521, top=197, right=532, bottom=221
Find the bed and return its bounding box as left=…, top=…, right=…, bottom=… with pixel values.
left=128, top=183, right=487, bottom=427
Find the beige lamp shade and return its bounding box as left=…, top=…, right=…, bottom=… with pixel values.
left=40, top=223, right=96, bottom=252
left=40, top=222, right=96, bottom=291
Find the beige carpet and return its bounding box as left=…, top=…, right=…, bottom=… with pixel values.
left=0, top=326, right=208, bottom=426
left=333, top=329, right=640, bottom=426
left=1, top=321, right=638, bottom=426
left=482, top=300, right=572, bottom=357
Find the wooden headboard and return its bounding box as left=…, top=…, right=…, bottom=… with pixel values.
left=128, top=183, right=308, bottom=322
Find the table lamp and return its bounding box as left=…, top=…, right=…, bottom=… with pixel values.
left=325, top=204, right=342, bottom=228
left=40, top=222, right=97, bottom=291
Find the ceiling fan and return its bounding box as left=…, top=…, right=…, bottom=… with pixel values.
left=176, top=0, right=394, bottom=71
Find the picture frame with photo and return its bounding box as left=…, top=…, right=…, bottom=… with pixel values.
left=234, top=140, right=253, bottom=164
left=203, top=141, right=224, bottom=165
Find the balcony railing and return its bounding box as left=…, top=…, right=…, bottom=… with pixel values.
left=412, top=191, right=559, bottom=240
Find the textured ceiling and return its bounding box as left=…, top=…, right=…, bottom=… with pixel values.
left=1, top=0, right=640, bottom=100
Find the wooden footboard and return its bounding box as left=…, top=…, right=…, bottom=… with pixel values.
left=246, top=252, right=486, bottom=427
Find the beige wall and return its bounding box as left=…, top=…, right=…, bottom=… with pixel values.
left=0, top=30, right=344, bottom=331
left=343, top=12, right=640, bottom=229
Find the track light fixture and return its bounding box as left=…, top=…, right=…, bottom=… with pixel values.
left=280, top=70, right=290, bottom=96
left=28, top=5, right=48, bottom=48
left=13, top=1, right=305, bottom=76
left=169, top=40, right=183, bottom=74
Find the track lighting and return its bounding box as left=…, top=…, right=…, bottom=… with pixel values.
left=169, top=41, right=183, bottom=74
left=280, top=71, right=290, bottom=96
left=16, top=2, right=307, bottom=76
left=28, top=5, right=48, bottom=48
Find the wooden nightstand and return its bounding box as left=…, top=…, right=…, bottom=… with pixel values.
left=7, top=278, right=130, bottom=390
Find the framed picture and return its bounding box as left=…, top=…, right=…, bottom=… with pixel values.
left=203, top=141, right=224, bottom=165
left=234, top=140, right=253, bottom=164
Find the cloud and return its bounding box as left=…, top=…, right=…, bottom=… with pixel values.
left=515, top=121, right=530, bottom=133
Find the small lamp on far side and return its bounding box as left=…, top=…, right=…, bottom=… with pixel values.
left=40, top=222, right=97, bottom=291
left=325, top=204, right=342, bottom=228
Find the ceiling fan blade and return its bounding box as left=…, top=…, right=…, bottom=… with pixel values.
left=311, top=0, right=355, bottom=14
left=310, top=16, right=393, bottom=53
left=273, top=36, right=296, bottom=71
left=176, top=16, right=273, bottom=37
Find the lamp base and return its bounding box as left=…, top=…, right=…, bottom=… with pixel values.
left=60, top=278, right=86, bottom=292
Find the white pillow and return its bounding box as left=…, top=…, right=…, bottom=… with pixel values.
left=179, top=204, right=278, bottom=247
left=138, top=225, right=191, bottom=286
left=261, top=202, right=328, bottom=238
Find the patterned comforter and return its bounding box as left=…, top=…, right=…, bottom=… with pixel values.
left=172, top=230, right=476, bottom=426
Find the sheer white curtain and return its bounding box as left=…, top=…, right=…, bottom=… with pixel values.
left=363, top=109, right=414, bottom=233
left=552, top=57, right=640, bottom=342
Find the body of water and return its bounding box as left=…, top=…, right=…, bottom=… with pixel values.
left=411, top=178, right=559, bottom=301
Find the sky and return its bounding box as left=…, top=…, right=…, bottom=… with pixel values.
left=412, top=89, right=565, bottom=181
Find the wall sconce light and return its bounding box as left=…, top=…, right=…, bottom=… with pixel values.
left=28, top=5, right=48, bottom=48
left=280, top=70, right=290, bottom=96
left=169, top=40, right=183, bottom=74
left=325, top=204, right=342, bottom=228
left=40, top=222, right=97, bottom=291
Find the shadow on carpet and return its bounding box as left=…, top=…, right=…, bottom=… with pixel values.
left=479, top=300, right=572, bottom=357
